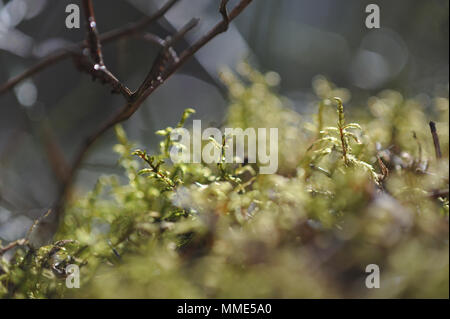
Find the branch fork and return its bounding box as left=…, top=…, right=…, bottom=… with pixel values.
left=0, top=0, right=253, bottom=236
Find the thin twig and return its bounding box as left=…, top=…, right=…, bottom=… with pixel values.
left=167, top=18, right=200, bottom=46
left=220, top=0, right=230, bottom=29
left=72, top=51, right=133, bottom=99
left=0, top=238, right=28, bottom=256
left=79, top=0, right=132, bottom=100
left=132, top=18, right=199, bottom=99
left=429, top=121, right=442, bottom=159
left=139, top=33, right=179, bottom=61
left=82, top=0, right=104, bottom=66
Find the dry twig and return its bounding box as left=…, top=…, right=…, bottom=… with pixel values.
left=0, top=238, right=29, bottom=256
left=429, top=121, right=442, bottom=159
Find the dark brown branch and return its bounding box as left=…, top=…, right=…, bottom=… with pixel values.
left=429, top=121, right=442, bottom=159
left=82, top=0, right=104, bottom=66
left=140, top=33, right=168, bottom=47
left=0, top=0, right=180, bottom=95
left=160, top=0, right=248, bottom=83
left=220, top=0, right=230, bottom=29
left=72, top=53, right=133, bottom=99
left=79, top=0, right=132, bottom=100
left=0, top=238, right=28, bottom=256
left=133, top=18, right=199, bottom=99
left=139, top=33, right=179, bottom=62
left=52, top=0, right=253, bottom=223
left=166, top=18, right=200, bottom=47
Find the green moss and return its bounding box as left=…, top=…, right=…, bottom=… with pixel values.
left=1, top=64, right=448, bottom=298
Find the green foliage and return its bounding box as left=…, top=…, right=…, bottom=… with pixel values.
left=307, top=97, right=379, bottom=184
left=0, top=65, right=448, bottom=298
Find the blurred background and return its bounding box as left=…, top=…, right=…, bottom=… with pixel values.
left=0, top=0, right=448, bottom=242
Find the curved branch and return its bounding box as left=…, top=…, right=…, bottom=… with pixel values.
left=0, top=238, right=28, bottom=256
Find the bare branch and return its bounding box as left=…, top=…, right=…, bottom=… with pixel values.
left=0, top=238, right=28, bottom=256
left=78, top=0, right=133, bottom=100
left=72, top=53, right=133, bottom=99
left=139, top=33, right=179, bottom=63
left=0, top=0, right=180, bottom=95
left=52, top=0, right=253, bottom=223
left=82, top=0, right=104, bottom=66
left=167, top=18, right=200, bottom=47
left=160, top=0, right=250, bottom=86
left=429, top=121, right=442, bottom=159
left=139, top=33, right=168, bottom=47
left=220, top=0, right=230, bottom=30
left=133, top=18, right=199, bottom=99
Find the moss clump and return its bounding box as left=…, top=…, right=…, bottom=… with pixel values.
left=1, top=64, right=448, bottom=298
